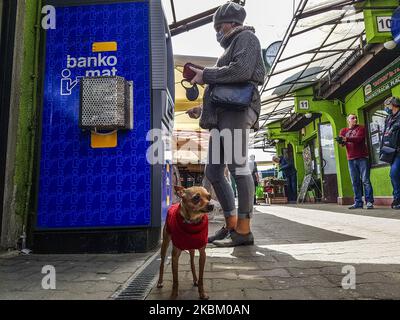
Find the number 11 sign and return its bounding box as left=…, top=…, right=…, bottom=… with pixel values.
left=299, top=100, right=309, bottom=110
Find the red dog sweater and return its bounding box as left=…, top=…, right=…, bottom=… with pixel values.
left=166, top=203, right=208, bottom=251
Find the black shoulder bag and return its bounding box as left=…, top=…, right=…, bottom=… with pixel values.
left=210, top=83, right=255, bottom=111
left=379, top=145, right=397, bottom=164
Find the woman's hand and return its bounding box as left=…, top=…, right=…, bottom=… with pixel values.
left=189, top=66, right=204, bottom=85
left=186, top=106, right=202, bottom=119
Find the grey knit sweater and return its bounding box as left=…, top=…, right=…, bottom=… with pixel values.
left=200, top=26, right=265, bottom=131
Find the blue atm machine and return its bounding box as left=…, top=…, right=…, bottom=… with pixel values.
left=33, top=0, right=175, bottom=253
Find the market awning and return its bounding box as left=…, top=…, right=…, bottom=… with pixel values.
left=164, top=0, right=371, bottom=150
left=254, top=0, right=370, bottom=146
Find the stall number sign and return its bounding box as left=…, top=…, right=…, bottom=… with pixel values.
left=299, top=100, right=309, bottom=110
left=377, top=16, right=392, bottom=32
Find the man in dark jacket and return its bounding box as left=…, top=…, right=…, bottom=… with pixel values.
left=273, top=155, right=297, bottom=202
left=339, top=114, right=374, bottom=209
left=187, top=2, right=265, bottom=247
left=382, top=97, right=400, bottom=210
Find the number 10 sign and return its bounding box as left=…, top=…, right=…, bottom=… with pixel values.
left=377, top=16, right=392, bottom=32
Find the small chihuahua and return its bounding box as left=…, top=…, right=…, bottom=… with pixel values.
left=157, top=186, right=214, bottom=300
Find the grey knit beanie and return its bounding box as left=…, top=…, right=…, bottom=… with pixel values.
left=213, top=2, right=246, bottom=28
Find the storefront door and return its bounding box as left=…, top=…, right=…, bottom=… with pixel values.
left=306, top=138, right=322, bottom=201
left=319, top=123, right=339, bottom=203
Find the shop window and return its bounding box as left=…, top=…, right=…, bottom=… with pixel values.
left=365, top=99, right=389, bottom=166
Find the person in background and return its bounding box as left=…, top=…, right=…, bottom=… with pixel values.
left=224, top=167, right=238, bottom=197
left=338, top=114, right=374, bottom=209
left=230, top=173, right=237, bottom=198
left=202, top=165, right=218, bottom=201
left=249, top=155, right=259, bottom=205
left=382, top=97, right=400, bottom=210
left=172, top=165, right=181, bottom=204
left=224, top=166, right=232, bottom=185
left=272, top=155, right=297, bottom=203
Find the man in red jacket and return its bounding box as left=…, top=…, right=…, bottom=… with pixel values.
left=339, top=114, right=374, bottom=209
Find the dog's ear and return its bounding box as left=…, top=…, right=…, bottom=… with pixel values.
left=174, top=186, right=186, bottom=198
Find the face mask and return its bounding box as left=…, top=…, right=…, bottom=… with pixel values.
left=216, top=31, right=224, bottom=43
left=385, top=106, right=393, bottom=115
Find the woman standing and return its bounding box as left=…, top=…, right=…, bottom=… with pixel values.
left=381, top=97, right=400, bottom=210
left=187, top=2, right=265, bottom=247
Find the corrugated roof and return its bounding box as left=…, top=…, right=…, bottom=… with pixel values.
left=253, top=0, right=368, bottom=148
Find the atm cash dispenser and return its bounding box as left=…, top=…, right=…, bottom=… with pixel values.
left=33, top=0, right=175, bottom=253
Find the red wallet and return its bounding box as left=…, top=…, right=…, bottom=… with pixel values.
left=183, top=63, right=204, bottom=81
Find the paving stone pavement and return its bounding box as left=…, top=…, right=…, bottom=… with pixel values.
left=0, top=251, right=157, bottom=300
left=1, top=204, right=400, bottom=300
left=146, top=204, right=400, bottom=300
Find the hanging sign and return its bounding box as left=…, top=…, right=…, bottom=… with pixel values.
left=363, top=57, right=400, bottom=102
